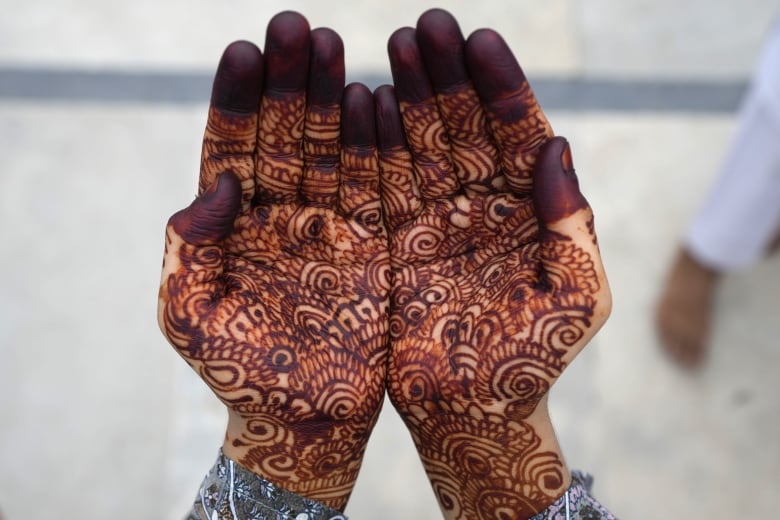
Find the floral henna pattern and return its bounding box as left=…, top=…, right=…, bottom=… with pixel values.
left=434, top=88, right=500, bottom=192
left=396, top=101, right=459, bottom=198
left=200, top=106, right=258, bottom=206
left=167, top=228, right=389, bottom=504
left=380, top=10, right=610, bottom=519
left=386, top=197, right=599, bottom=518
left=255, top=94, right=306, bottom=202
left=159, top=16, right=389, bottom=511
left=481, top=80, right=553, bottom=194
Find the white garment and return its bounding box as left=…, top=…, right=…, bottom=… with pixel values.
left=686, top=18, right=780, bottom=271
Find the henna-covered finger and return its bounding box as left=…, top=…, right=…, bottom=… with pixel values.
left=200, top=41, right=263, bottom=208
left=532, top=137, right=588, bottom=225
left=465, top=29, right=553, bottom=194
left=255, top=11, right=311, bottom=203
left=388, top=27, right=459, bottom=200
left=301, top=28, right=344, bottom=207
left=532, top=137, right=612, bottom=352
left=415, top=9, right=500, bottom=193
left=338, top=83, right=381, bottom=231
left=375, top=85, right=421, bottom=233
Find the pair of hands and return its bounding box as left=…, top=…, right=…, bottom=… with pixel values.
left=158, top=9, right=610, bottom=517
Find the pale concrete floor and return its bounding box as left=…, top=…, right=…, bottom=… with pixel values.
left=1, top=1, right=779, bottom=519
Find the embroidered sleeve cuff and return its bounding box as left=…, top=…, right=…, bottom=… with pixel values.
left=187, top=450, right=347, bottom=520
left=529, top=471, right=617, bottom=520
left=186, top=450, right=614, bottom=520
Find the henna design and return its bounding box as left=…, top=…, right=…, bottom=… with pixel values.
left=381, top=10, right=610, bottom=519
left=434, top=88, right=500, bottom=191
left=464, top=31, right=553, bottom=196
left=481, top=79, right=552, bottom=194
left=301, top=101, right=340, bottom=206
left=164, top=206, right=389, bottom=508
left=412, top=408, right=568, bottom=519
left=158, top=17, right=388, bottom=511
left=398, top=101, right=459, bottom=198
left=255, top=94, right=306, bottom=202
left=198, top=40, right=265, bottom=208
left=200, top=107, right=258, bottom=205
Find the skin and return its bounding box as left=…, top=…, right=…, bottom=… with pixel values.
left=655, top=248, right=719, bottom=368
left=159, top=8, right=611, bottom=517
left=157, top=13, right=389, bottom=510
left=377, top=9, right=611, bottom=519
left=657, top=231, right=780, bottom=369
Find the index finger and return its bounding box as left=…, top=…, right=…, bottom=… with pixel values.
left=255, top=11, right=311, bottom=203
left=199, top=41, right=264, bottom=209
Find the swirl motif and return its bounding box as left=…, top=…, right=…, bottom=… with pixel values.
left=362, top=251, right=391, bottom=294
left=388, top=313, right=408, bottom=339
left=429, top=474, right=464, bottom=518
left=300, top=262, right=341, bottom=295
left=402, top=299, right=430, bottom=326
left=290, top=208, right=328, bottom=244
left=293, top=304, right=334, bottom=342
left=436, top=90, right=497, bottom=189
left=483, top=195, right=520, bottom=231
left=347, top=200, right=383, bottom=231
left=475, top=489, right=540, bottom=520
left=181, top=244, right=223, bottom=272
left=200, top=361, right=245, bottom=391
left=516, top=451, right=567, bottom=494
left=244, top=416, right=295, bottom=446
left=266, top=345, right=298, bottom=373
left=530, top=310, right=591, bottom=352
left=489, top=358, right=551, bottom=403
left=400, top=223, right=445, bottom=260
left=395, top=363, right=440, bottom=404
left=255, top=450, right=299, bottom=480
left=401, top=103, right=450, bottom=155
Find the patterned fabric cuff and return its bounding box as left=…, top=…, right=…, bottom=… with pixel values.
left=529, top=471, right=617, bottom=520
left=186, top=450, right=347, bottom=520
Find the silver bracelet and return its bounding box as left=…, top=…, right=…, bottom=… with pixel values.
left=186, top=450, right=347, bottom=520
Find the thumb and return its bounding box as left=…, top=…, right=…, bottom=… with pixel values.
left=158, top=172, right=241, bottom=345
left=532, top=136, right=587, bottom=228
left=170, top=170, right=242, bottom=245
left=532, top=136, right=611, bottom=331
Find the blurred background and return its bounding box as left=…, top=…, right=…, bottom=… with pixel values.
left=1, top=0, right=779, bottom=518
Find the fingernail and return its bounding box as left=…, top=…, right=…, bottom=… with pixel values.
left=205, top=176, right=221, bottom=195
left=532, top=136, right=588, bottom=224
left=561, top=140, right=574, bottom=176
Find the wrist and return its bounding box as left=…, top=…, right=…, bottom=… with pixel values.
left=403, top=395, right=571, bottom=519
left=522, top=395, right=572, bottom=500
left=221, top=411, right=367, bottom=511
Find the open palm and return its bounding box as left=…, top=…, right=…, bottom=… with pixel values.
left=376, top=10, right=611, bottom=518
left=157, top=14, right=388, bottom=510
